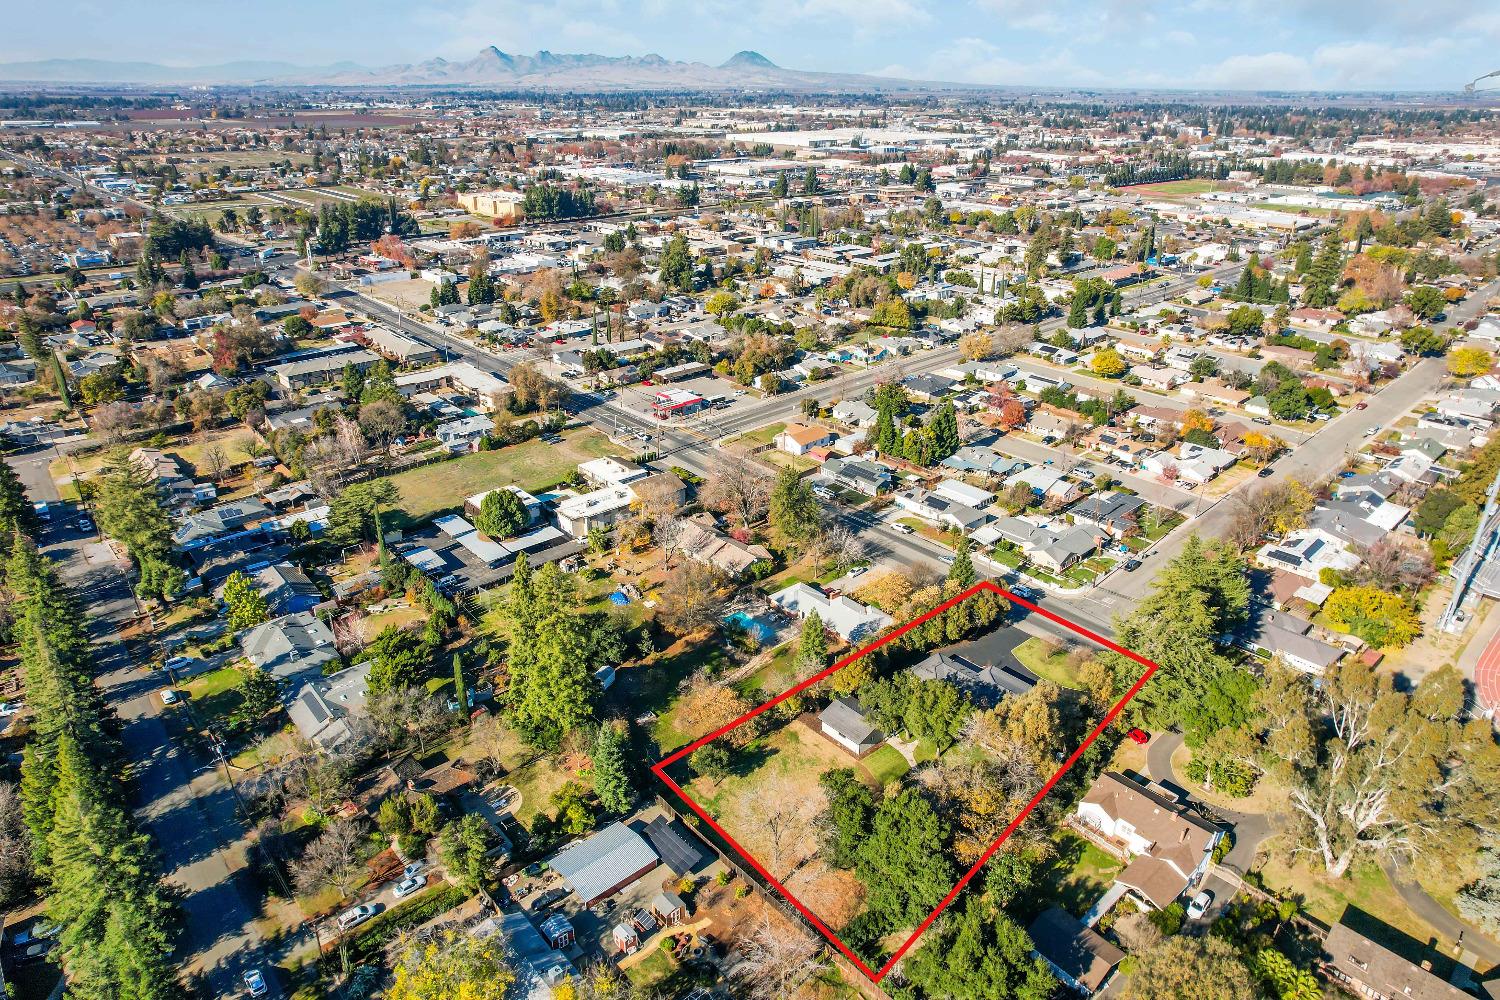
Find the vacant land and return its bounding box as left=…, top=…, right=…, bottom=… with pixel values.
left=385, top=429, right=622, bottom=523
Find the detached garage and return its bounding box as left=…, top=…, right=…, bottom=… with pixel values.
left=550, top=822, right=660, bottom=906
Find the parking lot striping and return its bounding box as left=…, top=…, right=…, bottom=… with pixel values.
left=652, top=580, right=1161, bottom=982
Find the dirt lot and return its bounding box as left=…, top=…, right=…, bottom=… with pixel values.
left=362, top=276, right=442, bottom=312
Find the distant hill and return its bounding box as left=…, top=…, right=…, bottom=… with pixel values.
left=0, top=47, right=972, bottom=92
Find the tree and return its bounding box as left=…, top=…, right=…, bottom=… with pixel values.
left=503, top=560, right=608, bottom=749
left=439, top=814, right=496, bottom=891
left=222, top=570, right=270, bottom=632
left=292, top=817, right=365, bottom=896
left=797, top=612, right=828, bottom=672
left=1282, top=661, right=1500, bottom=879
left=705, top=459, right=773, bottom=529
left=93, top=451, right=183, bottom=602
left=0, top=460, right=39, bottom=536
left=475, top=488, right=527, bottom=538
left=855, top=788, right=955, bottom=924
left=818, top=769, right=874, bottom=868
left=658, top=235, right=694, bottom=292
left=731, top=916, right=825, bottom=1000
left=365, top=625, right=427, bottom=696
left=591, top=723, right=633, bottom=814
left=902, top=900, right=1056, bottom=1000
left=948, top=535, right=976, bottom=589
left=1405, top=285, right=1446, bottom=320
left=658, top=562, right=728, bottom=636
left=1449, top=345, right=1494, bottom=378
left=1226, top=304, right=1267, bottom=339
left=689, top=743, right=731, bottom=784
left=959, top=330, right=996, bottom=361
left=0, top=782, right=31, bottom=906
left=769, top=468, right=819, bottom=551
left=387, top=929, right=514, bottom=1000
left=1400, top=325, right=1449, bottom=356
left=1323, top=586, right=1420, bottom=647
left=1122, top=936, right=1257, bottom=1000
left=1090, top=348, right=1127, bottom=378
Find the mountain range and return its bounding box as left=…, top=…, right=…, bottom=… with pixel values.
left=0, top=48, right=965, bottom=92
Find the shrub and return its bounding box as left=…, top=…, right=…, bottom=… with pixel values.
left=336, top=883, right=469, bottom=965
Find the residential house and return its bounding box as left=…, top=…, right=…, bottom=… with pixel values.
left=1028, top=907, right=1125, bottom=997
left=173, top=499, right=273, bottom=550
left=1005, top=465, right=1083, bottom=506
left=1229, top=606, right=1345, bottom=675
left=832, top=399, right=878, bottom=429
left=553, top=487, right=636, bottom=538
left=892, top=488, right=992, bottom=534
left=819, top=697, right=885, bottom=756
left=268, top=348, right=380, bottom=391
left=942, top=446, right=1028, bottom=479
left=901, top=373, right=957, bottom=402
left=254, top=562, right=322, bottom=615
left=1182, top=380, right=1252, bottom=409
left=1256, top=528, right=1362, bottom=582
left=1027, top=409, right=1077, bottom=443
left=910, top=650, right=1037, bottom=708
left=972, top=515, right=1100, bottom=572
left=822, top=456, right=893, bottom=496
left=360, top=325, right=440, bottom=366
left=674, top=518, right=773, bottom=577
left=1069, top=492, right=1147, bottom=539
left=1130, top=365, right=1181, bottom=391
left=286, top=661, right=371, bottom=751
left=932, top=479, right=995, bottom=510
left=436, top=414, right=495, bottom=452
left=1074, top=772, right=1222, bottom=911
left=238, top=611, right=340, bottom=686
left=577, top=456, right=649, bottom=488
left=775, top=423, right=837, bottom=456
left=769, top=583, right=893, bottom=642
left=1321, top=922, right=1470, bottom=1000
left=130, top=447, right=193, bottom=499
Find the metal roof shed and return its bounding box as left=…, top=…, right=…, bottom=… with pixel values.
left=549, top=822, right=660, bottom=905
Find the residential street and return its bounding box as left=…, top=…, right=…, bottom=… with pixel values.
left=6, top=449, right=274, bottom=999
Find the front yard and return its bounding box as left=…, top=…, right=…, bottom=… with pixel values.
left=1012, top=637, right=1087, bottom=690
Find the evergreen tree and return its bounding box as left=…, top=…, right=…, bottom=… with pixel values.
left=92, top=453, right=183, bottom=602
left=222, top=570, right=270, bottom=632
left=0, top=460, right=39, bottom=536
left=505, top=562, right=603, bottom=749
left=797, top=611, right=828, bottom=671
left=590, top=723, right=633, bottom=815
left=928, top=401, right=961, bottom=460
left=948, top=536, right=976, bottom=589
left=452, top=653, right=468, bottom=712
left=475, top=488, right=527, bottom=538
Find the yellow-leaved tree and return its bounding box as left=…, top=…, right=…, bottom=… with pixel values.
left=387, top=931, right=514, bottom=1000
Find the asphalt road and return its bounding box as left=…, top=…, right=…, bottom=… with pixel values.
left=6, top=448, right=273, bottom=999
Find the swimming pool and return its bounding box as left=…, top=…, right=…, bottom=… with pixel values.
left=725, top=611, right=777, bottom=644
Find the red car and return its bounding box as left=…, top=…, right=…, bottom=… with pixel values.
left=1126, top=728, right=1150, bottom=745
left=1355, top=401, right=1368, bottom=410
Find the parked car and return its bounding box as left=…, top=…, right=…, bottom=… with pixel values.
left=1011, top=585, right=1041, bottom=601
left=160, top=689, right=180, bottom=706
left=76, top=516, right=93, bottom=532
left=1363, top=426, right=1378, bottom=437
left=1252, top=416, right=1272, bottom=426
left=0, top=701, right=23, bottom=716
left=1187, top=890, right=1214, bottom=920
left=392, top=875, right=425, bottom=899
left=1355, top=401, right=1369, bottom=410
left=243, top=969, right=268, bottom=998
left=1126, top=728, right=1150, bottom=745
left=402, top=860, right=427, bottom=879
left=847, top=566, right=867, bottom=578
left=1122, top=559, right=1142, bottom=572
left=892, top=523, right=914, bottom=535
left=337, top=904, right=376, bottom=931
left=1257, top=466, right=1276, bottom=478
left=163, top=655, right=191, bottom=672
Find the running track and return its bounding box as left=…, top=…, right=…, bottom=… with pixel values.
left=1474, top=625, right=1500, bottom=715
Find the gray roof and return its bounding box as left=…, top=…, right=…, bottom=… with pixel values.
left=818, top=696, right=882, bottom=746
left=475, top=911, right=577, bottom=999
left=911, top=652, right=1036, bottom=706
left=550, top=822, right=659, bottom=904
left=1322, top=923, right=1470, bottom=1000
left=239, top=611, right=338, bottom=683
left=174, top=499, right=272, bottom=547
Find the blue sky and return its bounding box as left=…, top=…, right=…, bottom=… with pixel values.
left=8, top=0, right=1499, bottom=91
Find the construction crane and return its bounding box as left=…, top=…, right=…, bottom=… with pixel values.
left=1466, top=70, right=1500, bottom=93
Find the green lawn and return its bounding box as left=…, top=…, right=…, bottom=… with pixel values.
left=1126, top=178, right=1227, bottom=198
left=733, top=422, right=786, bottom=447
left=1012, top=637, right=1086, bottom=690
left=623, top=949, right=676, bottom=989
left=383, top=429, right=621, bottom=524
left=1039, top=832, right=1124, bottom=917
left=863, top=744, right=910, bottom=787
left=181, top=665, right=250, bottom=725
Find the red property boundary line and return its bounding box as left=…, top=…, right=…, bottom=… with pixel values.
left=651, top=580, right=1161, bottom=984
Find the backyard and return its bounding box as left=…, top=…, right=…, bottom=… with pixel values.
left=1038, top=831, right=1124, bottom=917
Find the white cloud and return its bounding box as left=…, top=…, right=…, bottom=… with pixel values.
left=773, top=0, right=933, bottom=35
left=1310, top=40, right=1452, bottom=86
left=877, top=36, right=1107, bottom=87
left=1194, top=51, right=1315, bottom=90
left=970, top=0, right=1067, bottom=34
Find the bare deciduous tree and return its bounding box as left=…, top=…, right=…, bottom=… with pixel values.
left=731, top=915, right=826, bottom=1000
left=0, top=782, right=31, bottom=905
left=705, top=459, right=774, bottom=529
left=292, top=817, right=366, bottom=897
left=203, top=442, right=229, bottom=483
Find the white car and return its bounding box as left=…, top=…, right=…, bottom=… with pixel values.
left=392, top=875, right=426, bottom=899
left=337, top=904, right=376, bottom=931
left=892, top=523, right=915, bottom=535
left=1187, top=889, right=1213, bottom=920
left=0, top=701, right=23, bottom=716
left=847, top=566, right=867, bottom=578
left=163, top=656, right=191, bottom=672
left=242, top=969, right=268, bottom=998
left=160, top=689, right=181, bottom=706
